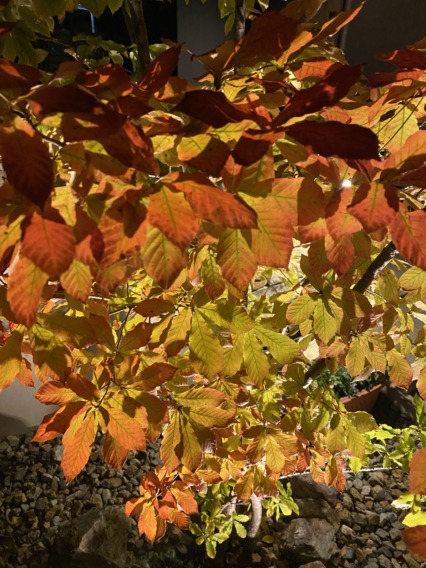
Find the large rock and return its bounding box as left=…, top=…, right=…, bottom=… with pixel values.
left=288, top=474, right=337, bottom=506
left=50, top=507, right=132, bottom=568
left=278, top=518, right=337, bottom=563
left=293, top=498, right=340, bottom=530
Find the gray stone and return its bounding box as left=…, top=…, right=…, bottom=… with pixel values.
left=50, top=507, right=132, bottom=568
left=278, top=518, right=336, bottom=563
left=293, top=498, right=340, bottom=530
left=299, top=563, right=327, bottom=568
left=377, top=554, right=392, bottom=568
left=288, top=475, right=337, bottom=506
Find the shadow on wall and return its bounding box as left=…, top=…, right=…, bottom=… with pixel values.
left=0, top=378, right=52, bottom=437
left=0, top=414, right=33, bottom=437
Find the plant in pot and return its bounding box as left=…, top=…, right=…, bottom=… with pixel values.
left=317, top=367, right=388, bottom=412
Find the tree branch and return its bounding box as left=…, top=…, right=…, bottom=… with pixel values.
left=304, top=241, right=397, bottom=383
left=247, top=494, right=262, bottom=538
left=234, top=0, right=246, bottom=42
left=123, top=0, right=150, bottom=76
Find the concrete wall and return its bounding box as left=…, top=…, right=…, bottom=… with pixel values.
left=0, top=377, right=48, bottom=437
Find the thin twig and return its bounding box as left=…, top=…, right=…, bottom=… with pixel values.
left=234, top=0, right=246, bottom=42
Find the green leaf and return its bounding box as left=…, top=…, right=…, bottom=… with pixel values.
left=313, top=297, right=337, bottom=344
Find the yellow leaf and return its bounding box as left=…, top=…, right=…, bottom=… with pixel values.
left=189, top=312, right=224, bottom=377
left=313, top=297, right=337, bottom=344
left=286, top=294, right=316, bottom=325
left=387, top=349, right=413, bottom=388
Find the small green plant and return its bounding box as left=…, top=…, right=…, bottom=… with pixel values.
left=317, top=368, right=387, bottom=399
left=262, top=480, right=299, bottom=521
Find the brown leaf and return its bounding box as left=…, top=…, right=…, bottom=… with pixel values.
left=0, top=117, right=54, bottom=207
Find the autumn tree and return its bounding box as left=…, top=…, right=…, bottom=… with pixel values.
left=1, top=0, right=426, bottom=557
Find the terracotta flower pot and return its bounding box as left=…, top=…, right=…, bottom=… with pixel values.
left=340, top=383, right=383, bottom=413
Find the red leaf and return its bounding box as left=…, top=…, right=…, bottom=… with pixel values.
left=377, top=48, right=426, bottom=70
left=403, top=526, right=426, bottom=559
left=139, top=44, right=182, bottom=96
left=409, top=448, right=426, bottom=495
left=274, top=64, right=363, bottom=126
left=368, top=69, right=424, bottom=87
left=7, top=256, right=48, bottom=327
left=61, top=108, right=126, bottom=142
left=148, top=186, right=200, bottom=248
left=348, top=182, right=399, bottom=232
left=0, top=57, right=40, bottom=92
left=286, top=121, right=380, bottom=160
left=21, top=211, right=76, bottom=276
left=76, top=63, right=132, bottom=99
left=174, top=90, right=249, bottom=128
left=27, top=84, right=99, bottom=116
left=233, top=130, right=279, bottom=166
left=389, top=208, right=426, bottom=270
left=62, top=410, right=96, bottom=481
left=169, top=173, right=257, bottom=229
left=0, top=117, right=54, bottom=207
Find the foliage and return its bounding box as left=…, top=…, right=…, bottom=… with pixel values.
left=316, top=367, right=387, bottom=398
left=1, top=0, right=426, bottom=558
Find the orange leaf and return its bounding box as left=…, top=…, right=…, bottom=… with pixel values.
left=139, top=44, right=181, bottom=96
left=0, top=331, right=22, bottom=392
left=142, top=226, right=187, bottom=289
left=326, top=187, right=362, bottom=239
left=102, top=433, right=128, bottom=471
left=102, top=406, right=146, bottom=451
left=33, top=401, right=86, bottom=442
left=349, top=182, right=399, bottom=232
left=168, top=173, right=257, bottom=229
left=177, top=134, right=230, bottom=176
left=21, top=212, right=76, bottom=276
left=216, top=229, right=257, bottom=291
left=246, top=195, right=293, bottom=267
left=62, top=409, right=96, bottom=481
left=60, top=259, right=92, bottom=303
left=148, top=186, right=199, bottom=248
left=67, top=374, right=100, bottom=402
left=389, top=208, right=426, bottom=270
left=170, top=482, right=198, bottom=515
left=403, top=525, right=426, bottom=559
left=409, top=449, right=426, bottom=495
left=135, top=362, right=177, bottom=391
left=0, top=117, right=54, bottom=207
left=325, top=234, right=354, bottom=275
left=7, top=256, right=48, bottom=327
left=35, top=381, right=81, bottom=405
left=160, top=412, right=181, bottom=473
left=270, top=177, right=325, bottom=227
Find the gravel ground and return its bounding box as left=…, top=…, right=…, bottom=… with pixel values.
left=0, top=432, right=425, bottom=568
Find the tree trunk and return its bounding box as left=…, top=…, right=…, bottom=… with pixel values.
left=123, top=0, right=150, bottom=77
left=234, top=0, right=246, bottom=42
